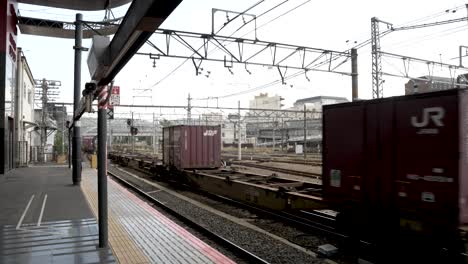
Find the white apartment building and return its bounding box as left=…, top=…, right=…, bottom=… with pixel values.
left=15, top=50, right=36, bottom=166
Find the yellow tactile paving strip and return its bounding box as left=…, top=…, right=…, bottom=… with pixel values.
left=81, top=169, right=151, bottom=264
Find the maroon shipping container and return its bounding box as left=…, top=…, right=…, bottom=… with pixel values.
left=163, top=125, right=221, bottom=170
left=323, top=88, right=468, bottom=242
left=82, top=136, right=96, bottom=153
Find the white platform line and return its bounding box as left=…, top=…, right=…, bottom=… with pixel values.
left=37, top=194, right=48, bottom=227
left=16, top=194, right=35, bottom=230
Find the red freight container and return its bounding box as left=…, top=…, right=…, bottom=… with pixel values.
left=82, top=136, right=96, bottom=153
left=163, top=125, right=221, bottom=170
left=323, top=88, right=468, bottom=242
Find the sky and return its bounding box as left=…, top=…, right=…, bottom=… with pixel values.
left=17, top=0, right=468, bottom=120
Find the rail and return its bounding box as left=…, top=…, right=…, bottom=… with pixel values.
left=107, top=170, right=270, bottom=264
left=204, top=192, right=346, bottom=239
left=232, top=161, right=322, bottom=179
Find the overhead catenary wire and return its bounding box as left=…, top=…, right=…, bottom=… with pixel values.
left=311, top=4, right=468, bottom=71
left=386, top=24, right=468, bottom=51
left=199, top=0, right=291, bottom=58
left=214, top=0, right=266, bottom=34
left=146, top=0, right=268, bottom=90
left=193, top=0, right=313, bottom=101
left=394, top=4, right=466, bottom=28
left=148, top=0, right=312, bottom=95
left=236, top=0, right=311, bottom=38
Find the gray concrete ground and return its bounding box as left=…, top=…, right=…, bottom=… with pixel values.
left=0, top=165, right=115, bottom=264
left=0, top=166, right=93, bottom=226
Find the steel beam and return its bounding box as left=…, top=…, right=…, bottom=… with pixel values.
left=143, top=29, right=352, bottom=76
left=101, top=0, right=183, bottom=86
left=17, top=0, right=131, bottom=11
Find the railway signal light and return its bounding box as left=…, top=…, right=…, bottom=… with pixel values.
left=130, top=126, right=138, bottom=136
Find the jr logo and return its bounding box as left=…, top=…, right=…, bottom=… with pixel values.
left=203, top=130, right=218, bottom=136
left=411, top=107, right=445, bottom=128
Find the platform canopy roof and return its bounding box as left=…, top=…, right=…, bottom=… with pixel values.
left=17, top=0, right=131, bottom=11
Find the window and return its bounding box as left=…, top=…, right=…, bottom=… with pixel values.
left=28, top=90, right=32, bottom=104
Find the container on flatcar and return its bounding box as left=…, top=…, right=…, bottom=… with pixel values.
left=323, top=88, right=468, bottom=245
left=82, top=136, right=96, bottom=153
left=163, top=125, right=221, bottom=170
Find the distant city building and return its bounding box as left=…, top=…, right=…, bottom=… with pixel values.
left=249, top=93, right=284, bottom=110
left=405, top=76, right=455, bottom=95
left=292, top=96, right=348, bottom=112
left=243, top=95, right=347, bottom=150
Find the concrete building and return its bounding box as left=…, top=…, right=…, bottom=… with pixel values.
left=14, top=49, right=37, bottom=166
left=291, top=95, right=348, bottom=117
left=0, top=1, right=17, bottom=173
left=405, top=76, right=455, bottom=95
left=249, top=93, right=284, bottom=110
left=244, top=95, right=347, bottom=151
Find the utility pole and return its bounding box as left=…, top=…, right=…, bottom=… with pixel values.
left=152, top=112, right=156, bottom=156
left=371, top=17, right=392, bottom=99
left=459, top=45, right=468, bottom=67
left=238, top=100, right=241, bottom=161
left=272, top=118, right=276, bottom=152
left=351, top=48, right=358, bottom=101
left=131, top=112, right=135, bottom=154
left=187, top=93, right=192, bottom=125
left=303, top=105, right=307, bottom=160
left=34, top=79, right=61, bottom=163
left=281, top=118, right=284, bottom=152
left=62, top=104, right=65, bottom=155
left=41, top=79, right=47, bottom=162
left=108, top=120, right=112, bottom=152
left=68, top=128, right=71, bottom=168
left=72, top=13, right=84, bottom=185
left=371, top=17, right=383, bottom=99
left=14, top=47, right=22, bottom=167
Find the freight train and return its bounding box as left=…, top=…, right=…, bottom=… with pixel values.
left=82, top=135, right=97, bottom=154
left=323, top=88, right=468, bottom=262
left=109, top=125, right=324, bottom=212
left=109, top=91, right=468, bottom=262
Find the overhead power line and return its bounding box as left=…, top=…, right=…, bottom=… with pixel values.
left=147, top=1, right=268, bottom=89
left=148, top=0, right=311, bottom=91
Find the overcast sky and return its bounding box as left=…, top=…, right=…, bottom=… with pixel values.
left=17, top=0, right=468, bottom=119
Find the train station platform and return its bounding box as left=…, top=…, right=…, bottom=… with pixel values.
left=0, top=165, right=115, bottom=264
left=81, top=167, right=235, bottom=264
left=0, top=164, right=235, bottom=264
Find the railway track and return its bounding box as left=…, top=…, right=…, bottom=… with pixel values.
left=221, top=153, right=321, bottom=164
left=203, top=192, right=345, bottom=239
left=108, top=161, right=468, bottom=263
left=107, top=169, right=269, bottom=264
left=268, top=158, right=322, bottom=166
left=111, top=163, right=339, bottom=238
left=233, top=161, right=322, bottom=179
left=108, top=164, right=354, bottom=262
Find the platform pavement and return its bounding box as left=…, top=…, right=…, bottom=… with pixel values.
left=0, top=163, right=236, bottom=264
left=81, top=166, right=235, bottom=264
left=0, top=165, right=115, bottom=264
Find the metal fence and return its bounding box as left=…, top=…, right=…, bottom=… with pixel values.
left=16, top=141, right=29, bottom=167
